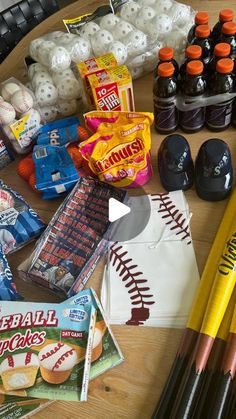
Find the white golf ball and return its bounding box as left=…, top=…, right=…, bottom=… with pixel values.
left=128, top=66, right=144, bottom=79
left=123, top=30, right=147, bottom=56
left=32, top=71, right=53, bottom=90
left=154, top=0, right=173, bottom=14
left=57, top=99, right=77, bottom=116
left=120, top=1, right=141, bottom=23
left=52, top=68, right=74, bottom=85
left=35, top=83, right=58, bottom=106
left=39, top=105, right=58, bottom=122
left=48, top=46, right=71, bottom=72
left=67, top=37, right=92, bottom=63
left=1, top=82, right=21, bottom=102
left=91, top=29, right=113, bottom=56
left=0, top=101, right=16, bottom=125
left=108, top=41, right=128, bottom=65
left=10, top=90, right=34, bottom=114
left=37, top=40, right=56, bottom=66
left=57, top=77, right=81, bottom=100
left=111, top=20, right=133, bottom=39
left=99, top=14, right=120, bottom=30
left=29, top=37, right=45, bottom=61
left=80, top=22, right=100, bottom=40
left=28, top=63, right=48, bottom=80
left=169, top=3, right=191, bottom=26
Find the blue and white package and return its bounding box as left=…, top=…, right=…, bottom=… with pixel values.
left=0, top=245, right=22, bottom=300
left=0, top=137, right=13, bottom=169
left=36, top=116, right=80, bottom=146
left=33, top=145, right=80, bottom=200
left=0, top=181, right=45, bottom=254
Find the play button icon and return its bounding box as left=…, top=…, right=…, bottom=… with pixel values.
left=108, top=198, right=131, bottom=222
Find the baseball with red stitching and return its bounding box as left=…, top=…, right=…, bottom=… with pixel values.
left=39, top=342, right=78, bottom=384
left=0, top=101, right=16, bottom=125
left=10, top=89, right=34, bottom=114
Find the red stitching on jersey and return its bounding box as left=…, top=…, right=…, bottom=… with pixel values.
left=109, top=242, right=155, bottom=325
left=151, top=192, right=191, bottom=244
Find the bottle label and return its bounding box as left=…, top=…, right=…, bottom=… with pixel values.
left=179, top=108, right=205, bottom=131
left=154, top=97, right=178, bottom=132
left=206, top=100, right=233, bottom=129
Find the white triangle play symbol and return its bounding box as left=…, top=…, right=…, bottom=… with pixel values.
left=109, top=198, right=131, bottom=222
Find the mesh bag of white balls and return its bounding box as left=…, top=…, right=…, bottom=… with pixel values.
left=0, top=78, right=41, bottom=154
left=62, top=0, right=196, bottom=78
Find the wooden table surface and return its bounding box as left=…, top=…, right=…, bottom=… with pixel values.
left=1, top=0, right=236, bottom=418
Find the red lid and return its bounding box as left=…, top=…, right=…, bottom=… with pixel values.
left=216, top=58, right=234, bottom=73
left=158, top=62, right=175, bottom=77
left=222, top=21, right=236, bottom=35
left=195, top=11, right=209, bottom=25
left=186, top=60, right=204, bottom=75
left=219, top=9, right=234, bottom=22
left=214, top=43, right=231, bottom=57
left=186, top=45, right=202, bottom=59
left=195, top=24, right=211, bottom=38
left=159, top=47, right=174, bottom=61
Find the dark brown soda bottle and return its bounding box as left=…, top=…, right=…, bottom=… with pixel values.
left=220, top=21, right=236, bottom=57
left=179, top=60, right=206, bottom=133
left=180, top=45, right=203, bottom=81
left=208, top=43, right=231, bottom=76
left=191, top=25, right=213, bottom=64
left=153, top=62, right=178, bottom=134
left=187, top=11, right=209, bottom=44
left=212, top=9, right=234, bottom=44
left=155, top=47, right=179, bottom=80
left=206, top=58, right=234, bottom=131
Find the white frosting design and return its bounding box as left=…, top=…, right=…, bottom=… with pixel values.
left=8, top=373, right=29, bottom=388
left=92, top=328, right=103, bottom=349
left=0, top=353, right=39, bottom=374
left=39, top=342, right=77, bottom=372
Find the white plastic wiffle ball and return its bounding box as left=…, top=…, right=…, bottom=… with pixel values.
left=35, top=83, right=58, bottom=106
left=44, top=31, right=65, bottom=41
left=37, top=40, right=56, bottom=66
left=111, top=21, right=133, bottom=39
left=48, top=46, right=71, bottom=72
left=127, top=53, right=145, bottom=67
left=91, top=29, right=113, bottom=56
left=137, top=0, right=156, bottom=5
left=32, top=72, right=53, bottom=90
left=57, top=77, right=81, bottom=100
left=154, top=0, right=173, bottom=14
left=80, top=21, right=100, bottom=39
left=39, top=105, right=58, bottom=122
left=67, top=37, right=92, bottom=63
left=165, top=29, right=188, bottom=52
left=51, top=68, right=74, bottom=85
left=57, top=99, right=77, bottom=116
left=123, top=30, right=147, bottom=57
left=120, top=1, right=141, bottom=24
left=57, top=33, right=77, bottom=45
left=99, top=13, right=120, bottom=30
left=135, top=7, right=156, bottom=31
left=147, top=14, right=172, bottom=41
left=108, top=41, right=128, bottom=65
left=28, top=63, right=48, bottom=80
left=169, top=3, right=191, bottom=26
left=128, top=66, right=144, bottom=79
left=29, top=37, right=45, bottom=61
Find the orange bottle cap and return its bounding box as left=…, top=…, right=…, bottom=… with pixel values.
left=216, top=58, right=234, bottom=73
left=222, top=21, right=236, bottom=35
left=219, top=9, right=234, bottom=22
left=186, top=60, right=204, bottom=75
left=159, top=47, right=174, bottom=61
left=158, top=62, right=175, bottom=77
left=195, top=11, right=209, bottom=25
left=186, top=45, right=202, bottom=59
left=214, top=43, right=231, bottom=57
left=195, top=24, right=211, bottom=38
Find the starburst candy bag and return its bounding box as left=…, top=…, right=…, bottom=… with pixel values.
left=80, top=111, right=153, bottom=188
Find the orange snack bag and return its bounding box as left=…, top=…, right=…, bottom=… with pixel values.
left=80, top=112, right=154, bottom=188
